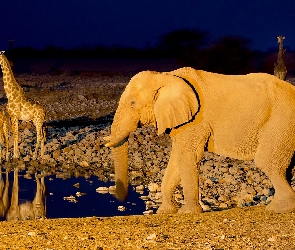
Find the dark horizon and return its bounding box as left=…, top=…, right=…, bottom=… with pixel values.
left=1, top=1, right=295, bottom=52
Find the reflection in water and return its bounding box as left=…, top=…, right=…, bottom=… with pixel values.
left=6, top=168, right=46, bottom=221
left=0, top=169, right=9, bottom=217
left=0, top=167, right=147, bottom=219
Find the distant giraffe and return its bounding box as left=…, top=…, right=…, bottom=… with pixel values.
left=0, top=51, right=46, bottom=160
left=274, top=35, right=287, bottom=80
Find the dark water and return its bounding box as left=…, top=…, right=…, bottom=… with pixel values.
left=0, top=169, right=148, bottom=221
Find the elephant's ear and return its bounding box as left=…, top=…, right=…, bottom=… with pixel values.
left=153, top=75, right=199, bottom=135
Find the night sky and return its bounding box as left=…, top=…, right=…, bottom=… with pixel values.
left=1, top=0, right=295, bottom=51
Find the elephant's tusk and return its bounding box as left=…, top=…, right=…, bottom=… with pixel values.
left=104, top=142, right=113, bottom=147
left=103, top=136, right=112, bottom=147
left=103, top=136, right=111, bottom=141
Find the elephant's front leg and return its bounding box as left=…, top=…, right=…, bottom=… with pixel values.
left=177, top=157, right=203, bottom=214
left=175, top=130, right=207, bottom=214
left=157, top=147, right=181, bottom=214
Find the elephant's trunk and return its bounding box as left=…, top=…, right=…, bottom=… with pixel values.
left=111, top=140, right=129, bottom=201
left=104, top=101, right=140, bottom=201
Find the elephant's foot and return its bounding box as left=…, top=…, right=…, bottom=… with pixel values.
left=178, top=203, right=203, bottom=214
left=157, top=203, right=178, bottom=214
left=266, top=197, right=295, bottom=213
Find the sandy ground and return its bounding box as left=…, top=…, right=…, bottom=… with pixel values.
left=0, top=207, right=294, bottom=249
left=0, top=73, right=295, bottom=249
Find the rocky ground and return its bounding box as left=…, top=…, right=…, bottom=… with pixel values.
left=0, top=73, right=295, bottom=249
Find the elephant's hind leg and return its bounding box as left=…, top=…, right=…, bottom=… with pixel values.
left=255, top=129, right=295, bottom=213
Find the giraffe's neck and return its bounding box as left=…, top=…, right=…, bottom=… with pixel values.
left=277, top=37, right=285, bottom=65
left=278, top=44, right=284, bottom=58
left=0, top=56, right=24, bottom=101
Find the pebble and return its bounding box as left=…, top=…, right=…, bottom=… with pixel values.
left=135, top=185, right=144, bottom=192
left=148, top=183, right=160, bottom=193
left=140, top=196, right=149, bottom=201
left=108, top=185, right=116, bottom=194
left=79, top=161, right=89, bottom=167
left=118, top=206, right=126, bottom=211
left=146, top=233, right=156, bottom=241
left=96, top=187, right=109, bottom=193
left=28, top=232, right=36, bottom=236
left=76, top=192, right=86, bottom=197
left=143, top=210, right=154, bottom=215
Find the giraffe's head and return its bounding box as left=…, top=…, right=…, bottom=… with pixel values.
left=277, top=36, right=285, bottom=44
left=0, top=51, right=6, bottom=63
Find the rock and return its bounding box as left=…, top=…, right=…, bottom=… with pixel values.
left=108, top=186, right=116, bottom=194
left=148, top=183, right=160, bottom=193
left=146, top=233, right=156, bottom=241
left=24, top=173, right=32, bottom=179
left=53, top=150, right=61, bottom=159
left=63, top=195, right=77, bottom=202
left=79, top=161, right=89, bottom=167
left=135, top=185, right=144, bottom=192
left=218, top=195, right=228, bottom=202
left=76, top=192, right=86, bottom=197
left=204, top=179, right=213, bottom=186
left=77, top=95, right=87, bottom=101
left=73, top=183, right=80, bottom=188
left=140, top=196, right=149, bottom=201
left=143, top=210, right=154, bottom=215
left=219, top=203, right=228, bottom=209
left=63, top=147, right=71, bottom=153
left=118, top=206, right=126, bottom=211
left=56, top=173, right=65, bottom=179
left=200, top=203, right=210, bottom=211
left=96, top=187, right=109, bottom=193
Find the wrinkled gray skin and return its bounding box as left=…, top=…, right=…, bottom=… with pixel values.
left=105, top=67, right=295, bottom=214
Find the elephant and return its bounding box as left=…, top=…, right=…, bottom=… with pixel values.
left=104, top=67, right=295, bottom=214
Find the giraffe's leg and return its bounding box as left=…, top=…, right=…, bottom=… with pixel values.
left=6, top=168, right=20, bottom=221
left=3, top=119, right=9, bottom=161
left=11, top=118, right=19, bottom=159
left=0, top=128, right=3, bottom=163
left=33, top=120, right=44, bottom=160
left=3, top=170, right=9, bottom=212
left=40, top=126, right=46, bottom=159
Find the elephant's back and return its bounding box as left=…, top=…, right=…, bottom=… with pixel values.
left=170, top=67, right=295, bottom=110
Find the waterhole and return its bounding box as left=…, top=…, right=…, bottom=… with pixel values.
left=0, top=169, right=150, bottom=221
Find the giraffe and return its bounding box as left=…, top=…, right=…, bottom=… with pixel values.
left=274, top=35, right=287, bottom=80
left=0, top=110, right=9, bottom=162
left=0, top=51, right=46, bottom=160
left=6, top=168, right=46, bottom=221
